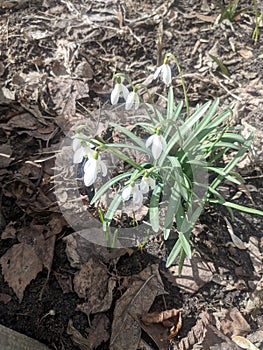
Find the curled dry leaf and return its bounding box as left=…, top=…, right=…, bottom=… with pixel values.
left=232, top=335, right=259, bottom=350
left=141, top=308, right=183, bottom=341
left=142, top=308, right=182, bottom=326
left=224, top=217, right=248, bottom=250
left=176, top=311, right=241, bottom=350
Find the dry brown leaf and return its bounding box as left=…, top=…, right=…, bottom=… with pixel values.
left=245, top=277, right=263, bottom=317
left=218, top=308, right=250, bottom=337
left=17, top=223, right=55, bottom=274
left=64, top=230, right=132, bottom=269
left=141, top=308, right=182, bottom=326
left=47, top=213, right=67, bottom=236
left=139, top=322, right=170, bottom=350
left=1, top=221, right=17, bottom=239
left=53, top=271, right=73, bottom=294
left=232, top=335, right=259, bottom=350
left=0, top=243, right=43, bottom=302
left=6, top=113, right=39, bottom=130
left=110, top=264, right=166, bottom=350
left=67, top=319, right=91, bottom=350
left=0, top=87, right=15, bottom=102
left=247, top=330, right=263, bottom=349
left=176, top=311, right=241, bottom=350
left=85, top=314, right=110, bottom=349
left=138, top=339, right=154, bottom=350
left=247, top=236, right=262, bottom=276
left=47, top=77, right=89, bottom=131
left=162, top=253, right=215, bottom=293
left=74, top=61, right=93, bottom=80
left=77, top=277, right=116, bottom=315
left=224, top=216, right=248, bottom=250
left=73, top=256, right=108, bottom=298
left=74, top=256, right=115, bottom=315
left=141, top=308, right=183, bottom=341
left=176, top=311, right=209, bottom=350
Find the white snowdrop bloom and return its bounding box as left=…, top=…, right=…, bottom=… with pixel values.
left=146, top=134, right=167, bottom=160
left=140, top=176, right=156, bottom=194
left=153, top=63, right=172, bottom=85
left=72, top=138, right=94, bottom=164
left=83, top=152, right=107, bottom=187
left=122, top=183, right=143, bottom=207
left=110, top=81, right=129, bottom=105
left=125, top=90, right=140, bottom=110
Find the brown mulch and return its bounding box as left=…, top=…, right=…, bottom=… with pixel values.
left=0, top=1, right=262, bottom=349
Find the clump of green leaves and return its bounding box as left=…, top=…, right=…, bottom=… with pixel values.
left=218, top=0, right=251, bottom=22
left=73, top=53, right=263, bottom=271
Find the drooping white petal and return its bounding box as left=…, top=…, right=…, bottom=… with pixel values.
left=84, top=159, right=97, bottom=186
left=159, top=135, right=167, bottom=150
left=145, top=134, right=154, bottom=149
left=125, top=91, right=135, bottom=110
left=140, top=177, right=149, bottom=194
left=110, top=84, right=120, bottom=105
left=162, top=64, right=172, bottom=85
left=148, top=177, right=156, bottom=189
left=133, top=184, right=143, bottom=206
left=151, top=135, right=163, bottom=159
left=73, top=147, right=85, bottom=164
left=121, top=84, right=129, bottom=100
left=140, top=176, right=156, bottom=194
left=153, top=65, right=163, bottom=80
left=72, top=138, right=81, bottom=152
left=122, top=185, right=132, bottom=201
left=134, top=93, right=140, bottom=110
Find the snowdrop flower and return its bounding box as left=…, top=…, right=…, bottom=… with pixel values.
left=72, top=137, right=94, bottom=164
left=122, top=183, right=143, bottom=207
left=140, top=175, right=156, bottom=194
left=125, top=89, right=140, bottom=110
left=153, top=56, right=172, bottom=85
left=146, top=131, right=167, bottom=160
left=83, top=151, right=107, bottom=187
left=110, top=77, right=129, bottom=105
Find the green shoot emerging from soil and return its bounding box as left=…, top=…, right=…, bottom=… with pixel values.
left=72, top=53, right=263, bottom=271
left=218, top=0, right=251, bottom=22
